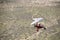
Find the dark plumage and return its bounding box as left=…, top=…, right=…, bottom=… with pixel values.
left=34, top=23, right=46, bottom=32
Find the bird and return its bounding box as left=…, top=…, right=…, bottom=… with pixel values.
left=31, top=18, right=46, bottom=32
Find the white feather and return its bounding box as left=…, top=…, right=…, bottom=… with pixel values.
left=31, top=18, right=43, bottom=25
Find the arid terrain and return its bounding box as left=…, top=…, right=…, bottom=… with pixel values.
left=0, top=0, right=60, bottom=40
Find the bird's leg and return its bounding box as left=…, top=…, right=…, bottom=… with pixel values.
left=36, top=28, right=39, bottom=32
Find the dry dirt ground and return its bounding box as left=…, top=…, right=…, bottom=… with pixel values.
left=0, top=0, right=60, bottom=40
